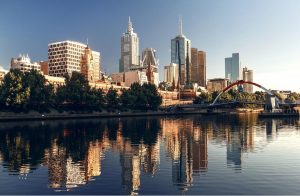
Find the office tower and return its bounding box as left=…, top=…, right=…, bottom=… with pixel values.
left=164, top=63, right=179, bottom=85
left=81, top=45, right=100, bottom=82
left=225, top=53, right=240, bottom=82
left=120, top=17, right=140, bottom=72
left=141, top=48, right=159, bottom=86
left=11, top=54, right=41, bottom=73
left=48, top=40, right=100, bottom=78
left=171, top=18, right=191, bottom=85
left=191, top=48, right=206, bottom=87
left=242, top=67, right=253, bottom=93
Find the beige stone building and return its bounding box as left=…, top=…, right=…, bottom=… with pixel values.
left=80, top=46, right=100, bottom=82
left=242, top=67, right=253, bottom=93
left=207, top=78, right=229, bottom=92
left=191, top=48, right=206, bottom=87
left=48, top=40, right=100, bottom=78
left=11, top=54, right=41, bottom=73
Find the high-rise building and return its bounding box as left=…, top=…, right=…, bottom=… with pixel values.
left=11, top=54, right=41, bottom=73
left=164, top=63, right=179, bottom=85
left=242, top=67, right=253, bottom=93
left=48, top=40, right=100, bottom=78
left=171, top=19, right=191, bottom=85
left=120, top=17, right=140, bottom=72
left=225, top=53, right=240, bottom=82
left=80, top=46, right=100, bottom=82
left=191, top=48, right=206, bottom=87
left=141, top=48, right=159, bottom=86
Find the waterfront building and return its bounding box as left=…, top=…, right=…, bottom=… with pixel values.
left=141, top=48, right=159, bottom=86
left=171, top=19, right=191, bottom=85
left=191, top=48, right=206, bottom=87
left=11, top=54, right=41, bottom=73
left=207, top=78, right=229, bottom=92
left=242, top=67, right=253, bottom=93
left=225, top=53, right=240, bottom=82
left=48, top=40, right=100, bottom=78
left=80, top=46, right=100, bottom=82
left=110, top=70, right=148, bottom=87
left=164, top=63, right=179, bottom=86
left=119, top=17, right=140, bottom=72
left=39, top=61, right=49, bottom=75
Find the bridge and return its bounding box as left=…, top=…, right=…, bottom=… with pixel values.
left=173, top=80, right=300, bottom=111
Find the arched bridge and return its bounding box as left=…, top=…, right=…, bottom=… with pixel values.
left=211, top=80, right=280, bottom=106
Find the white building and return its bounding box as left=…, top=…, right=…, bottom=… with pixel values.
left=119, top=17, right=140, bottom=72
left=110, top=70, right=148, bottom=87
left=11, top=54, right=41, bottom=73
left=48, top=40, right=100, bottom=78
left=164, top=63, right=179, bottom=85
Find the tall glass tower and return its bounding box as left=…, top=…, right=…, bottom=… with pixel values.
left=171, top=19, right=191, bottom=85
left=225, top=53, right=240, bottom=82
left=120, top=17, right=140, bottom=72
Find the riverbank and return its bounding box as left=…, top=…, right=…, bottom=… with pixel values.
left=0, top=108, right=266, bottom=122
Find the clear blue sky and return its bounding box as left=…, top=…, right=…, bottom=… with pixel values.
left=0, top=0, right=299, bottom=91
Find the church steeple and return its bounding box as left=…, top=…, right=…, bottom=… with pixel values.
left=128, top=16, right=133, bottom=33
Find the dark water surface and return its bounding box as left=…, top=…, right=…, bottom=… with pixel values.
left=0, top=114, right=300, bottom=195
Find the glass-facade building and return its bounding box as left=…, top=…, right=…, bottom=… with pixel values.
left=225, top=53, right=240, bottom=82
left=171, top=35, right=191, bottom=85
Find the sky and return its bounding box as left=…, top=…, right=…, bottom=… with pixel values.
left=0, top=0, right=300, bottom=92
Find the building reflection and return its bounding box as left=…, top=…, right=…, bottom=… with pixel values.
left=0, top=115, right=297, bottom=194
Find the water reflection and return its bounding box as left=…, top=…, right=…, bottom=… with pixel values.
left=0, top=115, right=299, bottom=194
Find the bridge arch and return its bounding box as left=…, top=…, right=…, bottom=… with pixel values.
left=211, top=80, right=278, bottom=105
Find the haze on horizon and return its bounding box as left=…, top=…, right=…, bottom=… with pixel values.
left=0, top=0, right=299, bottom=92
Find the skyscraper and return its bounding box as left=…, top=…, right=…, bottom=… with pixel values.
left=171, top=18, right=191, bottom=86
left=191, top=48, right=206, bottom=87
left=120, top=17, right=140, bottom=72
left=242, top=67, right=253, bottom=93
left=225, top=53, right=240, bottom=82
left=48, top=40, right=100, bottom=78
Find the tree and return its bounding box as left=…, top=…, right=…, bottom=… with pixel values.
left=87, top=88, right=105, bottom=111
left=22, top=69, right=54, bottom=111
left=106, top=87, right=119, bottom=111
left=142, top=83, right=162, bottom=110
left=0, top=69, right=30, bottom=110
left=62, top=71, right=90, bottom=109
left=193, top=91, right=212, bottom=104
left=120, top=88, right=135, bottom=110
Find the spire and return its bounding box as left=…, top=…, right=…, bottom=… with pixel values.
left=179, top=15, right=183, bottom=36
left=128, top=16, right=133, bottom=33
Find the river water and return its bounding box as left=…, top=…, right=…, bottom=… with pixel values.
left=0, top=114, right=299, bottom=195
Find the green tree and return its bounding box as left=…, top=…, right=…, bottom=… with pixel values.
left=22, top=69, right=54, bottom=111
left=0, top=69, right=30, bottom=110
left=87, top=88, right=105, bottom=111
left=142, top=83, right=162, bottom=110
left=193, top=91, right=212, bottom=104
left=106, top=87, right=119, bottom=111
left=120, top=88, right=135, bottom=110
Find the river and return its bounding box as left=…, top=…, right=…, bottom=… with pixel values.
left=0, top=114, right=299, bottom=194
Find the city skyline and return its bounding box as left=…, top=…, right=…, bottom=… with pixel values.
left=0, top=0, right=300, bottom=91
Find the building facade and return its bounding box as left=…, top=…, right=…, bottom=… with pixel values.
left=164, top=63, right=179, bottom=86
left=110, top=70, right=148, bottom=87
left=225, top=53, right=240, bottom=82
left=191, top=48, right=206, bottom=87
left=11, top=54, right=41, bottom=73
left=141, top=48, right=159, bottom=86
left=207, top=78, right=229, bottom=92
left=242, top=67, right=253, bottom=93
left=171, top=20, right=191, bottom=86
left=39, top=61, right=49, bottom=75
left=119, top=17, right=140, bottom=72
left=80, top=46, right=100, bottom=82
left=48, top=40, right=100, bottom=78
